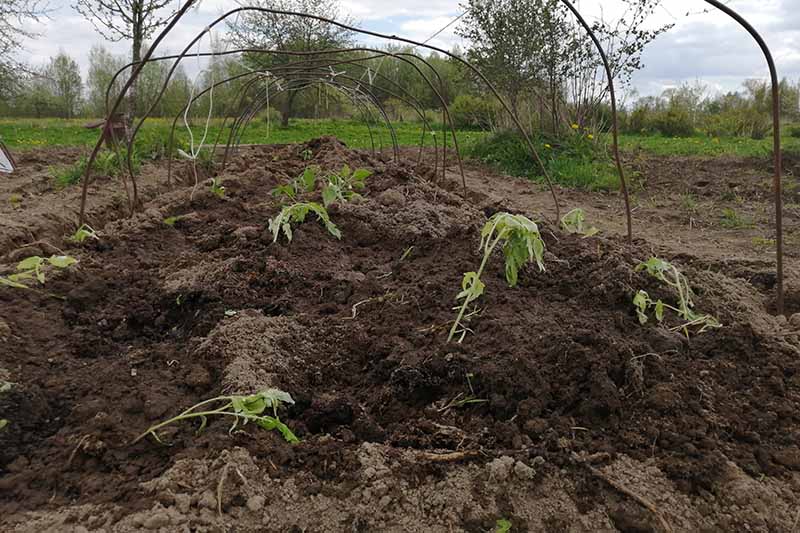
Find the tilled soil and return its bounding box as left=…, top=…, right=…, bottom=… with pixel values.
left=1, top=139, right=799, bottom=532
left=0, top=148, right=175, bottom=258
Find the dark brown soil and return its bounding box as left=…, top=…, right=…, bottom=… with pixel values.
left=1, top=139, right=799, bottom=531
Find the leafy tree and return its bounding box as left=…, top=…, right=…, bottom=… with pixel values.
left=457, top=0, right=671, bottom=134
left=136, top=50, right=192, bottom=117
left=456, top=0, right=567, bottom=118
left=0, top=0, right=49, bottom=99
left=158, top=61, right=192, bottom=118
left=14, top=69, right=58, bottom=117
left=227, top=0, right=356, bottom=126
left=45, top=52, right=83, bottom=118
left=86, top=45, right=127, bottom=117
left=72, top=0, right=179, bottom=119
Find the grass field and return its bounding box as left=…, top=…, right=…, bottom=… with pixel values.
left=0, top=117, right=484, bottom=152
left=3, top=117, right=799, bottom=157
left=3, top=118, right=799, bottom=193
left=619, top=132, right=800, bottom=157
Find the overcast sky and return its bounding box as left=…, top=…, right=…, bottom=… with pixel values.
left=15, top=0, right=800, bottom=99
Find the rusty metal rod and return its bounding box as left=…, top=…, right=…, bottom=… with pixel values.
left=79, top=0, right=199, bottom=224
left=703, top=0, right=784, bottom=314
left=560, top=0, right=632, bottom=244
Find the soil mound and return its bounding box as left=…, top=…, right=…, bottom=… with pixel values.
left=1, top=138, right=798, bottom=531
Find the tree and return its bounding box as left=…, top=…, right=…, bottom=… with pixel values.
left=457, top=0, right=567, bottom=118
left=0, top=0, right=49, bottom=99
left=86, top=45, right=127, bottom=117
left=227, top=0, right=356, bottom=126
left=45, top=52, right=83, bottom=118
left=457, top=0, right=671, bottom=134
left=136, top=49, right=192, bottom=117
left=14, top=68, right=58, bottom=117
left=72, top=0, right=178, bottom=119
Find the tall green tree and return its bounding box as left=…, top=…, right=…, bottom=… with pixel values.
left=45, top=51, right=83, bottom=118
left=86, top=45, right=127, bottom=117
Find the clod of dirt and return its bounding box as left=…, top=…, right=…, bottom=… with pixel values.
left=0, top=318, right=11, bottom=342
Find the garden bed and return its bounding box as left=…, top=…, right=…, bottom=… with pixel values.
left=1, top=138, right=798, bottom=531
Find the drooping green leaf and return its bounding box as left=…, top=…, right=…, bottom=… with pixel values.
left=0, top=277, right=29, bottom=289
left=321, top=186, right=338, bottom=208
left=633, top=290, right=650, bottom=325
left=457, top=272, right=485, bottom=302
left=261, top=388, right=295, bottom=407
left=269, top=202, right=340, bottom=243
left=239, top=394, right=269, bottom=416
left=273, top=419, right=300, bottom=443
left=351, top=168, right=372, bottom=186
left=495, top=519, right=512, bottom=533
left=301, top=167, right=317, bottom=192
left=17, top=256, right=43, bottom=271
left=654, top=300, right=665, bottom=322
left=271, top=184, right=296, bottom=200
left=561, top=208, right=586, bottom=233
left=48, top=255, right=78, bottom=269
left=69, top=225, right=99, bottom=243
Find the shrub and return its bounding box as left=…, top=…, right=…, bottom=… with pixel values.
left=450, top=94, right=498, bottom=130
left=789, top=125, right=800, bottom=138
left=623, top=106, right=656, bottom=135
left=259, top=107, right=283, bottom=126
left=466, top=130, right=531, bottom=176
left=740, top=108, right=770, bottom=140
left=465, top=130, right=618, bottom=191
left=652, top=107, right=694, bottom=137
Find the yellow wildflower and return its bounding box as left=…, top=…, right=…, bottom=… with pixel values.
left=571, top=123, right=579, bottom=130
left=587, top=134, right=594, bottom=140
left=544, top=143, right=552, bottom=149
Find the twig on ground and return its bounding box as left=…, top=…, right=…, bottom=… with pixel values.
left=584, top=463, right=674, bottom=533
left=66, top=434, right=91, bottom=469
left=217, top=463, right=231, bottom=517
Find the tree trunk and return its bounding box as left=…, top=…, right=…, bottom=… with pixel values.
left=128, top=0, right=144, bottom=130
left=281, top=91, right=297, bottom=127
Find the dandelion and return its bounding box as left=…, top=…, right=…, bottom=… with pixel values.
left=587, top=134, right=594, bottom=140
left=571, top=123, right=579, bottom=130
left=544, top=143, right=552, bottom=149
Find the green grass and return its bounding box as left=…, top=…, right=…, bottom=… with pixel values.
left=49, top=149, right=135, bottom=188
left=719, top=207, right=755, bottom=229
left=51, top=157, right=87, bottom=187
left=6, top=118, right=799, bottom=195
left=619, top=132, right=800, bottom=157
left=465, top=130, right=619, bottom=191
left=0, top=117, right=485, bottom=152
